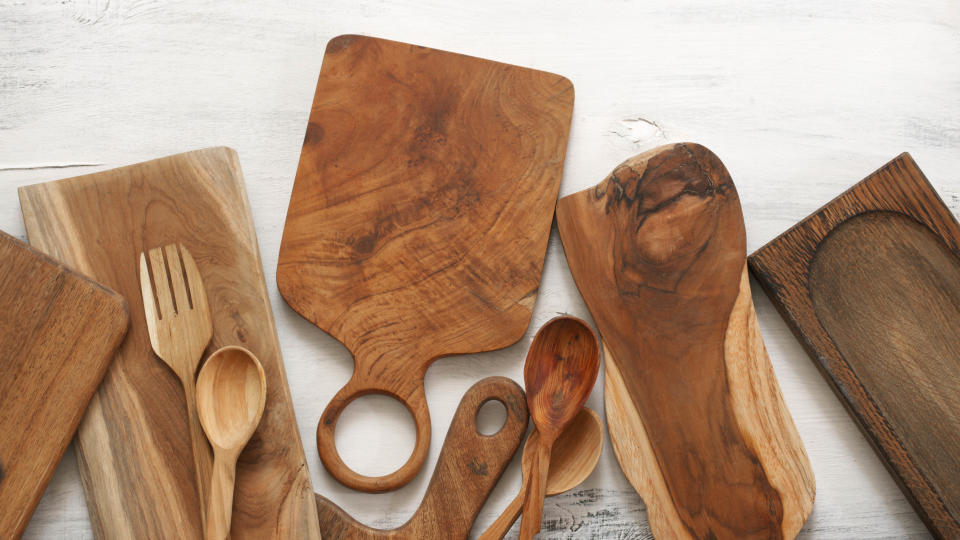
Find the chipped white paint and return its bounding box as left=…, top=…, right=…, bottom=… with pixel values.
left=2, top=0, right=957, bottom=538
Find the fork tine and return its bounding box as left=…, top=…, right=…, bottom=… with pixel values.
left=139, top=252, right=159, bottom=323
left=179, top=244, right=209, bottom=314
left=148, top=246, right=176, bottom=318
left=165, top=244, right=191, bottom=312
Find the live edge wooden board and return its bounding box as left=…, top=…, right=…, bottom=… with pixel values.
left=0, top=231, right=127, bottom=539
left=18, top=148, right=321, bottom=540
left=278, top=35, right=574, bottom=492
left=748, top=153, right=960, bottom=540
left=557, top=143, right=815, bottom=539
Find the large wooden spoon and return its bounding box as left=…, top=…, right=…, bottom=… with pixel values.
left=196, top=346, right=267, bottom=540
left=479, top=408, right=603, bottom=540
left=519, top=316, right=601, bottom=539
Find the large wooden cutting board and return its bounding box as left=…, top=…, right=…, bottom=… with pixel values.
left=277, top=35, right=574, bottom=492
left=18, top=147, right=321, bottom=540
left=0, top=231, right=127, bottom=539
left=748, top=153, right=960, bottom=540
left=557, top=143, right=815, bottom=539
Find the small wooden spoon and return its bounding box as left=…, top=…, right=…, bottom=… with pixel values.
left=519, top=316, right=601, bottom=539
left=479, top=408, right=603, bottom=540
left=196, top=346, right=267, bottom=540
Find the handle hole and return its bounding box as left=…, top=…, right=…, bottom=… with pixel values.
left=476, top=399, right=507, bottom=436
left=336, top=395, right=416, bottom=476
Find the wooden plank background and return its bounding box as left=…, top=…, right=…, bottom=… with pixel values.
left=2, top=1, right=957, bottom=538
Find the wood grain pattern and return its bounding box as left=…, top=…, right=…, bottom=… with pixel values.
left=277, top=34, right=573, bottom=492
left=748, top=153, right=960, bottom=540
left=314, top=376, right=528, bottom=539
left=17, top=148, right=321, bottom=540
left=0, top=231, right=128, bottom=539
left=557, top=143, right=815, bottom=539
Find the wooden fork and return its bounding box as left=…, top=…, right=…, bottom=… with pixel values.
left=139, top=243, right=214, bottom=530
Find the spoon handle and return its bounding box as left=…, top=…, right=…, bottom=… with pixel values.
left=205, top=449, right=237, bottom=540
left=478, top=471, right=529, bottom=540
left=518, top=442, right=552, bottom=539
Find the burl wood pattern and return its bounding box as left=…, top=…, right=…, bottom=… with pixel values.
left=0, top=231, right=128, bottom=539
left=748, top=153, right=960, bottom=539
left=314, top=376, right=528, bottom=540
left=556, top=143, right=815, bottom=539
left=18, top=148, right=321, bottom=540
left=277, top=35, right=573, bottom=492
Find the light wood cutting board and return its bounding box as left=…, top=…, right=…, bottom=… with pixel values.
left=277, top=35, right=574, bottom=492
left=18, top=147, right=321, bottom=540
left=557, top=143, right=815, bottom=539
left=0, top=231, right=128, bottom=539
left=749, top=153, right=960, bottom=539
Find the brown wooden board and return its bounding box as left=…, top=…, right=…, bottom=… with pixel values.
left=557, top=143, right=815, bottom=539
left=0, top=231, right=128, bottom=539
left=748, top=153, right=960, bottom=539
left=314, top=376, right=528, bottom=540
left=277, top=35, right=574, bottom=492
left=18, top=148, right=322, bottom=540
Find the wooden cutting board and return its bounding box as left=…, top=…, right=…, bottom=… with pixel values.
left=748, top=153, right=960, bottom=540
left=277, top=35, right=574, bottom=492
left=314, top=376, right=528, bottom=539
left=18, top=148, right=322, bottom=540
left=0, top=231, right=128, bottom=539
left=557, top=143, right=815, bottom=539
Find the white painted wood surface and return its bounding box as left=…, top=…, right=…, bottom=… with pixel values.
left=2, top=1, right=957, bottom=538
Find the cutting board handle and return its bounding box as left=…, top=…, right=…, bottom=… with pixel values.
left=315, top=376, right=528, bottom=539
left=317, top=373, right=432, bottom=492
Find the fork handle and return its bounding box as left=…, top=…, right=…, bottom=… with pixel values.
left=183, top=375, right=214, bottom=531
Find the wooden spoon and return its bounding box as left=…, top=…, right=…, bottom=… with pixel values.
left=479, top=408, right=603, bottom=540
left=519, top=316, right=601, bottom=539
left=196, top=346, right=267, bottom=540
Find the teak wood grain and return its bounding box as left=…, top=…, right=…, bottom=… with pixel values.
left=313, top=376, right=528, bottom=540
left=748, top=153, right=960, bottom=540
left=0, top=231, right=128, bottom=539
left=556, top=143, right=815, bottom=539
left=277, top=35, right=574, bottom=492
left=18, top=148, right=322, bottom=540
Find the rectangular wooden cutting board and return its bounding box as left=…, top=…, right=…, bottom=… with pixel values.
left=749, top=153, right=960, bottom=539
left=0, top=231, right=128, bottom=539
left=18, top=147, right=321, bottom=540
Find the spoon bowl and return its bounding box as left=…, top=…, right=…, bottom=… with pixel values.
left=196, top=346, right=267, bottom=540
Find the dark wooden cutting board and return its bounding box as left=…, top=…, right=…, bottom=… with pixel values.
left=557, top=143, right=815, bottom=539
left=18, top=148, right=321, bottom=540
left=277, top=35, right=574, bottom=492
left=314, top=376, right=528, bottom=539
left=0, top=231, right=128, bottom=539
left=749, top=153, right=960, bottom=539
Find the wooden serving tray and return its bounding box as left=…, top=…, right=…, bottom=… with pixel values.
left=278, top=35, right=574, bottom=492
left=557, top=143, right=814, bottom=539
left=749, top=153, right=960, bottom=539
left=18, top=148, right=321, bottom=540
left=0, top=231, right=128, bottom=539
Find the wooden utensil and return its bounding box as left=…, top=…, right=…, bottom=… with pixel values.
left=478, top=407, right=603, bottom=540
left=748, top=153, right=960, bottom=540
left=139, top=243, right=214, bottom=528
left=277, top=34, right=574, bottom=493
left=556, top=143, right=815, bottom=539
left=518, top=316, right=600, bottom=539
left=314, top=376, right=528, bottom=540
left=18, top=147, right=321, bottom=539
left=196, top=346, right=267, bottom=540
left=0, top=230, right=128, bottom=539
